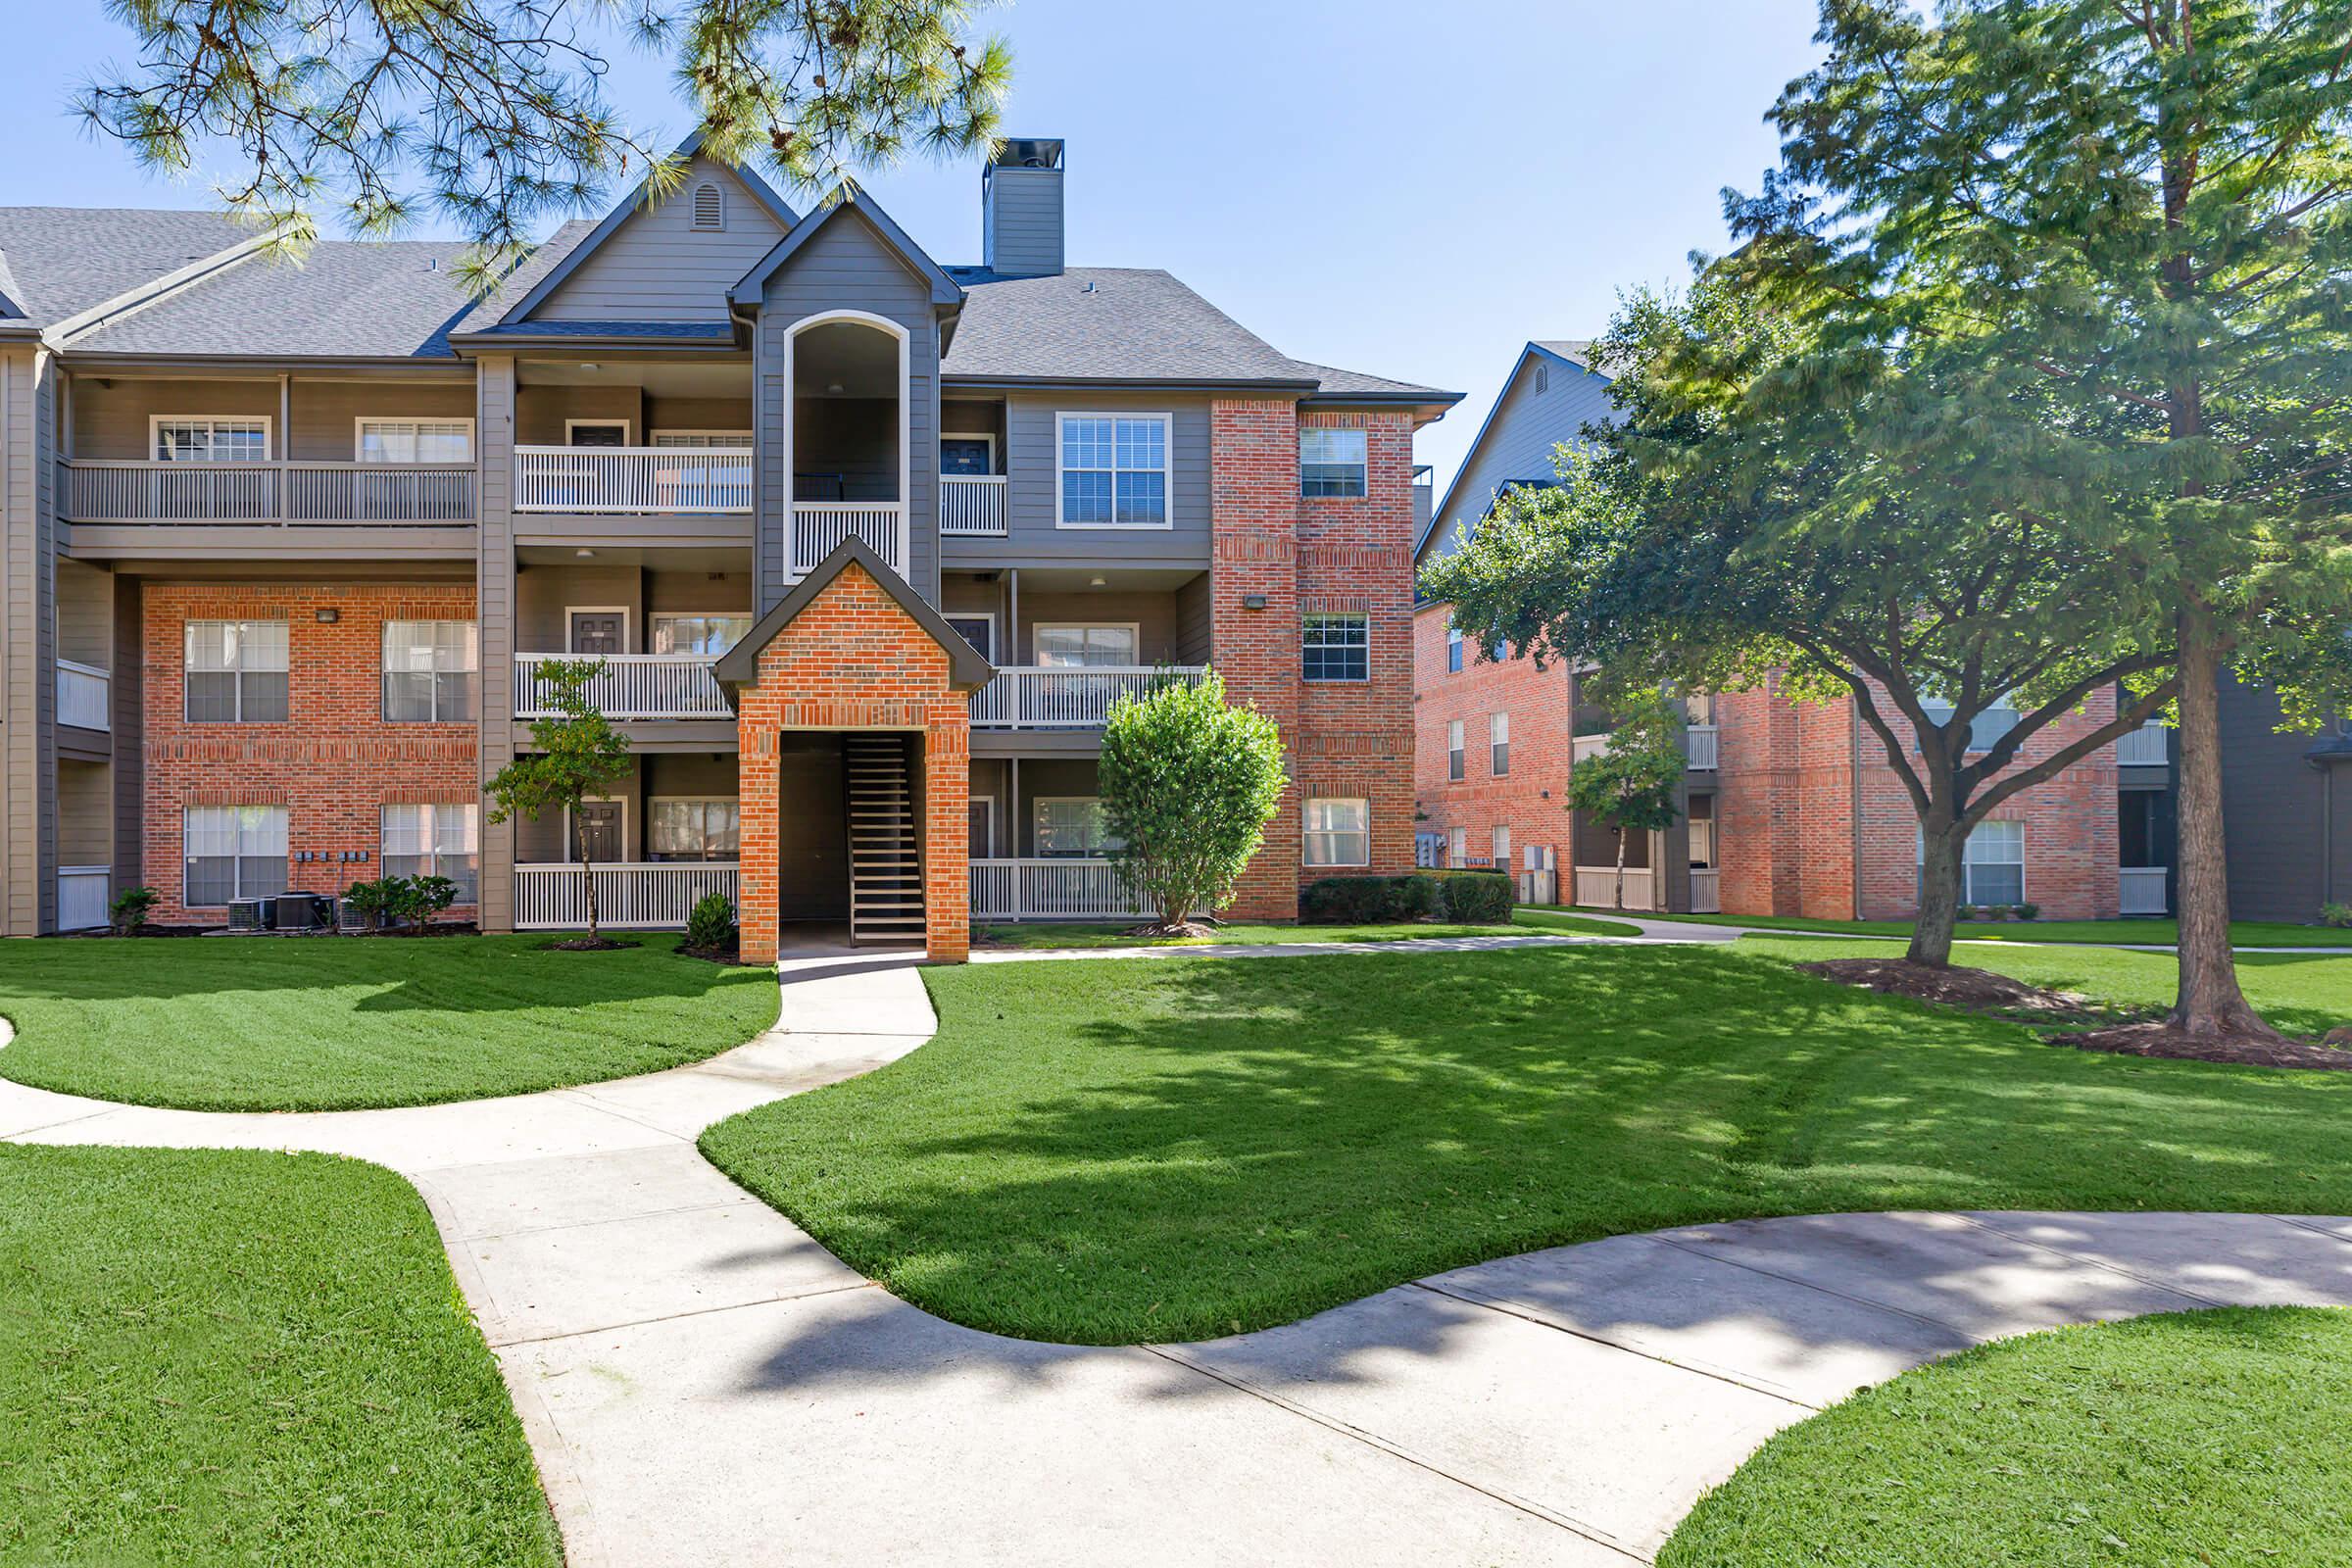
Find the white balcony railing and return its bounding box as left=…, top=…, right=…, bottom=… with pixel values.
left=1690, top=867, right=1721, bottom=914
left=940, top=474, right=1007, bottom=535
left=791, top=502, right=906, bottom=576
left=58, top=865, right=110, bottom=931
left=2117, top=722, right=2171, bottom=767
left=514, top=862, right=740, bottom=930
left=970, top=665, right=1207, bottom=729
left=2120, top=866, right=2170, bottom=916
left=59, top=460, right=473, bottom=522
left=970, top=858, right=1143, bottom=921
left=1686, top=723, right=1719, bottom=770
left=56, top=660, right=109, bottom=730
left=1574, top=866, right=1658, bottom=910
left=1572, top=733, right=1612, bottom=763
left=514, top=447, right=755, bottom=514
left=514, top=653, right=731, bottom=719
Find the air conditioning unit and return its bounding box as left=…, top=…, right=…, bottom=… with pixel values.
left=225, top=898, right=273, bottom=932
left=273, top=893, right=330, bottom=932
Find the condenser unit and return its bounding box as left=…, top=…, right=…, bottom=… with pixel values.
left=273, top=893, right=329, bottom=932
left=225, top=898, right=273, bottom=932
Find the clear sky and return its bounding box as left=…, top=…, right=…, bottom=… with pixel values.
left=0, top=0, right=1827, bottom=493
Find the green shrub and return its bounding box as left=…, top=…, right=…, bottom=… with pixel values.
left=1301, top=876, right=1394, bottom=924
left=339, top=878, right=397, bottom=929
left=1438, top=872, right=1515, bottom=923
left=2013, top=903, right=2039, bottom=921
left=391, top=875, right=460, bottom=930
left=107, top=886, right=159, bottom=936
left=1391, top=873, right=1445, bottom=921
left=686, top=893, right=738, bottom=952
left=2323, top=902, right=2352, bottom=930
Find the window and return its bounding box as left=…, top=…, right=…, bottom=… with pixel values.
left=1303, top=797, right=1370, bottom=866
left=691, top=180, right=725, bottom=231
left=1446, top=626, right=1463, bottom=673
left=1688, top=795, right=1718, bottom=868
left=651, top=614, right=752, bottom=656
left=357, top=419, right=472, bottom=464
left=382, top=804, right=480, bottom=902
left=1493, top=824, right=1511, bottom=868
left=1448, top=826, right=1468, bottom=865
left=183, top=806, right=287, bottom=906
left=1447, top=719, right=1465, bottom=781
left=650, top=798, right=740, bottom=862
left=1034, top=624, right=1139, bottom=666
left=650, top=430, right=755, bottom=449
left=153, top=416, right=269, bottom=462
left=382, top=619, right=477, bottom=722
left=1920, top=694, right=2021, bottom=754
left=1299, top=427, right=1368, bottom=498
left=1921, top=819, right=2026, bottom=906
left=1491, top=711, right=1511, bottom=775
left=1535, top=364, right=1549, bottom=395
left=1057, top=413, right=1169, bottom=527
left=184, top=620, right=288, bottom=722
left=1302, top=612, right=1369, bottom=682
left=1034, top=797, right=1120, bottom=858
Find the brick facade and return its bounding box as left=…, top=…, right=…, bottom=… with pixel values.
left=1411, top=601, right=1575, bottom=874
left=140, top=581, right=479, bottom=925
left=1212, top=403, right=1419, bottom=918
left=731, top=560, right=970, bottom=965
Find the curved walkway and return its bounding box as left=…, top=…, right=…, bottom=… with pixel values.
left=6, top=947, right=2352, bottom=1566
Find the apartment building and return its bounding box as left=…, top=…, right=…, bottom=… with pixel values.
left=0, top=136, right=1458, bottom=961
left=1415, top=339, right=2142, bottom=921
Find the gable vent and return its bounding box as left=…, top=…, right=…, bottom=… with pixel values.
left=691, top=181, right=725, bottom=231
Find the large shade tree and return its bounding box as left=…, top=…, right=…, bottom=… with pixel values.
left=81, top=0, right=1013, bottom=289
left=1737, top=0, right=2352, bottom=1037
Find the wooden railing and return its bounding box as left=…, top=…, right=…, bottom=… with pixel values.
left=969, top=665, right=1207, bottom=729
left=969, top=858, right=1142, bottom=921
left=1574, top=866, right=1658, bottom=910
left=1686, top=723, right=1719, bottom=770
left=56, top=660, right=109, bottom=730
left=514, top=447, right=755, bottom=513
left=59, top=460, right=473, bottom=522
left=513, top=862, right=740, bottom=930
left=514, top=653, right=731, bottom=719
left=57, top=865, right=110, bottom=931
left=2117, top=722, right=2171, bottom=767
left=2120, top=866, right=2170, bottom=916
left=939, top=474, right=1007, bottom=534
left=790, top=502, right=906, bottom=575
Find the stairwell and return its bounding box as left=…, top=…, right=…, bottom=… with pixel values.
left=845, top=733, right=925, bottom=945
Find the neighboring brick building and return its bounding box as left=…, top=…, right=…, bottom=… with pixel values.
left=1411, top=599, right=1575, bottom=879
left=3, top=134, right=1460, bottom=956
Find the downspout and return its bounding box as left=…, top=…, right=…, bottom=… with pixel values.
left=1850, top=699, right=1865, bottom=921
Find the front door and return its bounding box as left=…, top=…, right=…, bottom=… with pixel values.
left=574, top=802, right=623, bottom=862
left=570, top=612, right=624, bottom=656
left=940, top=437, right=993, bottom=476
left=967, top=796, right=995, bottom=859
left=945, top=614, right=995, bottom=663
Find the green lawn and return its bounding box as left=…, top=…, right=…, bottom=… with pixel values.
left=0, top=935, right=779, bottom=1111
left=0, top=1145, right=560, bottom=1567
left=699, top=944, right=2352, bottom=1345
left=977, top=908, right=1639, bottom=949
left=1660, top=1307, right=2352, bottom=1567
left=1559, top=906, right=2352, bottom=948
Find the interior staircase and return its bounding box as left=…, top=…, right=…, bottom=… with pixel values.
left=845, top=733, right=925, bottom=945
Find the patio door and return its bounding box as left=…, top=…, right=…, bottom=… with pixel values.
left=573, top=802, right=623, bottom=862
left=570, top=612, right=625, bottom=656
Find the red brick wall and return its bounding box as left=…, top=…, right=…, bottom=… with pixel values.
left=1410, top=602, right=1574, bottom=873
left=140, top=582, right=479, bottom=925
left=732, top=562, right=970, bottom=964
left=1212, top=403, right=1418, bottom=918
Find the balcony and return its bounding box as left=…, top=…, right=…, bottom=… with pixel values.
left=940, top=474, right=1007, bottom=535
left=1686, top=723, right=1719, bottom=770
left=58, top=865, right=110, bottom=932
left=514, top=448, right=754, bottom=514
left=969, top=858, right=1143, bottom=921
left=56, top=660, right=109, bottom=731
left=514, top=653, right=731, bottom=719
left=59, top=460, right=475, bottom=522
left=1573, top=866, right=1659, bottom=910
left=514, top=862, right=740, bottom=930
left=2120, top=865, right=2170, bottom=916
left=790, top=502, right=906, bottom=576
left=1572, top=732, right=1611, bottom=763
left=2117, top=721, right=2171, bottom=767
left=970, top=665, right=1207, bottom=729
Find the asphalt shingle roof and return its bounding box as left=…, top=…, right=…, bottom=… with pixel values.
left=67, top=237, right=484, bottom=358
left=0, top=207, right=253, bottom=327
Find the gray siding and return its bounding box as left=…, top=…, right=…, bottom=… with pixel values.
left=475, top=354, right=517, bottom=930
left=1, top=347, right=57, bottom=932
left=110, top=572, right=143, bottom=890
left=71, top=376, right=472, bottom=461
left=2219, top=677, right=2352, bottom=920
left=532, top=160, right=788, bottom=324
left=1422, top=349, right=1616, bottom=567
left=55, top=558, right=109, bottom=666
left=982, top=166, right=1064, bottom=278
left=1175, top=571, right=1212, bottom=664
left=940, top=390, right=1213, bottom=569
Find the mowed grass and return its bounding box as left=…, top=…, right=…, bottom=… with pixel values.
left=699, top=944, right=2352, bottom=1345
left=0, top=935, right=779, bottom=1111
left=0, top=1145, right=560, bottom=1568
left=977, top=908, right=1638, bottom=949
left=1660, top=1307, right=2352, bottom=1567
left=1565, top=906, right=2351, bottom=948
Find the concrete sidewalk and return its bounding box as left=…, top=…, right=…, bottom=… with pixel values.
left=8, top=947, right=2352, bottom=1565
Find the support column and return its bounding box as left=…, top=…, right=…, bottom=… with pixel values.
left=476, top=354, right=518, bottom=931
left=1211, top=399, right=1302, bottom=921
left=0, top=346, right=58, bottom=934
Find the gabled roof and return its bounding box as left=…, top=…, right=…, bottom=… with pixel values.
left=68, top=238, right=480, bottom=359
left=728, top=192, right=963, bottom=311
left=712, top=537, right=994, bottom=691
left=0, top=207, right=255, bottom=329
left=1417, top=339, right=1615, bottom=563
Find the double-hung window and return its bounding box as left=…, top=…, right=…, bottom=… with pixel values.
left=154, top=416, right=269, bottom=462
left=185, top=620, right=288, bottom=722
left=1034, top=624, right=1139, bottom=666
left=1034, top=797, right=1120, bottom=858
left=357, top=418, right=472, bottom=464
left=1057, top=414, right=1169, bottom=527
left=1447, top=719, right=1465, bottom=781
left=650, top=798, right=740, bottom=862
left=1446, top=627, right=1464, bottom=673
left=1493, top=824, right=1511, bottom=868
left=651, top=614, right=752, bottom=656
left=1921, top=820, right=2027, bottom=906
left=383, top=619, right=477, bottom=722
left=1919, top=694, right=2021, bottom=755
left=1448, top=826, right=1468, bottom=865
left=1491, top=711, right=1511, bottom=775
left=1302, top=612, right=1369, bottom=682
left=183, top=805, right=288, bottom=906
left=1299, top=427, right=1367, bottom=498
left=1303, top=798, right=1370, bottom=866
left=382, top=804, right=480, bottom=902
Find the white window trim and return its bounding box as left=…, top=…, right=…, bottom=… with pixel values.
left=352, top=416, right=475, bottom=463
left=564, top=796, right=629, bottom=864
left=150, top=415, right=272, bottom=461
left=648, top=795, right=741, bottom=859
left=564, top=418, right=635, bottom=445
left=1299, top=425, right=1370, bottom=500
left=1302, top=611, right=1370, bottom=683
left=183, top=618, right=290, bottom=723
left=564, top=605, right=632, bottom=655
left=180, top=804, right=289, bottom=906
left=1054, top=411, right=1174, bottom=530
left=648, top=612, right=753, bottom=657
left=780, top=310, right=912, bottom=575
left=1448, top=826, right=1468, bottom=864
left=379, top=803, right=482, bottom=895
left=1302, top=797, right=1372, bottom=867
left=1447, top=626, right=1464, bottom=672
left=1032, top=795, right=1112, bottom=858
left=380, top=618, right=478, bottom=722
left=968, top=793, right=997, bottom=858
left=1447, top=718, right=1465, bottom=780
left=941, top=431, right=998, bottom=473
left=649, top=428, right=755, bottom=447
left=1031, top=621, right=1143, bottom=664
left=1493, top=825, right=1511, bottom=866
left=1917, top=820, right=2028, bottom=905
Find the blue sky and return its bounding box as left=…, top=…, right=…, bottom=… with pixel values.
left=0, top=0, right=1825, bottom=490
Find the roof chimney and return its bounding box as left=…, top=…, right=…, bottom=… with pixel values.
left=983, top=138, right=1064, bottom=278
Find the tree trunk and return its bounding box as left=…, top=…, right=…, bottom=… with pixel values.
left=2169, top=603, right=2278, bottom=1040
left=1612, top=813, right=1630, bottom=912
left=1911, top=816, right=1965, bottom=967
left=573, top=806, right=602, bottom=944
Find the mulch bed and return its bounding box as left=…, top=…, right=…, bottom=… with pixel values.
left=678, top=943, right=750, bottom=966
left=542, top=937, right=640, bottom=953
left=1797, top=957, right=2098, bottom=1021
left=2047, top=1020, right=2352, bottom=1071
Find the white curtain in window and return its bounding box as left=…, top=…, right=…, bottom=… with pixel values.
left=1034, top=625, right=1139, bottom=667
left=1303, top=798, right=1370, bottom=866
left=651, top=615, right=754, bottom=656
left=1034, top=797, right=1115, bottom=858
left=359, top=419, right=472, bottom=463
